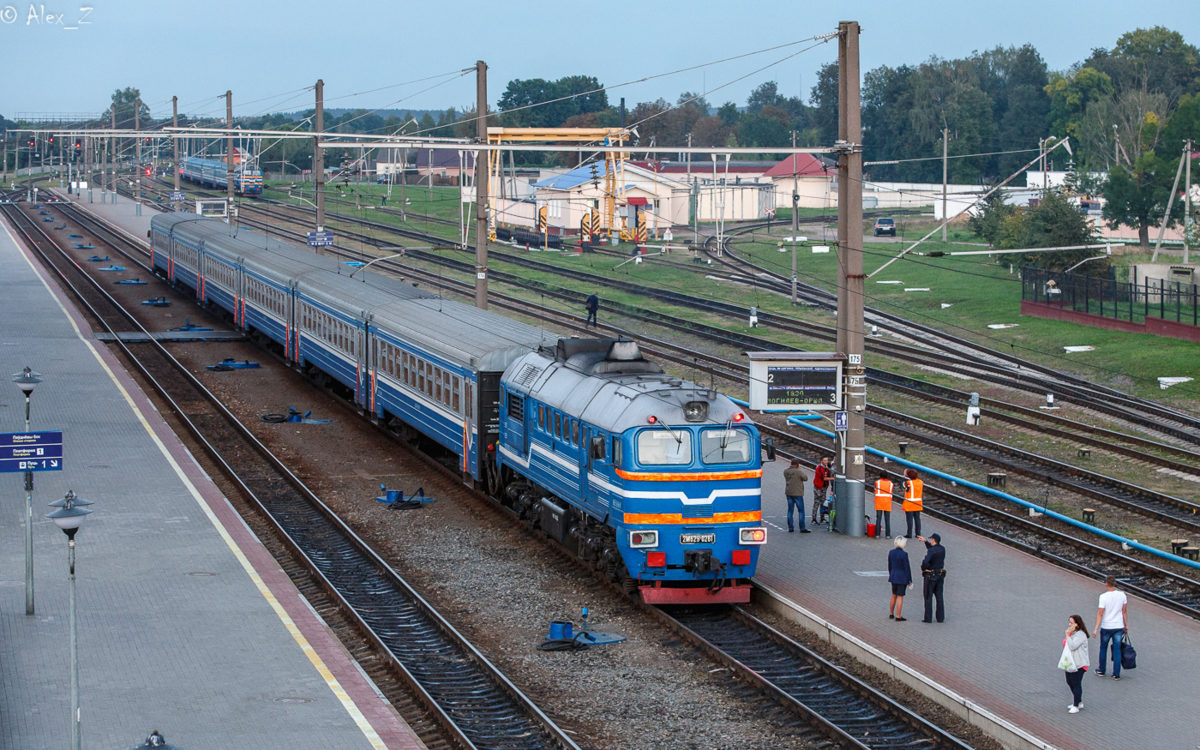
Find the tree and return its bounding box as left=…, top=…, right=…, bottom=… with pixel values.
left=498, top=75, right=607, bottom=128
left=809, top=63, right=839, bottom=147
left=716, top=101, right=740, bottom=127
left=1159, top=93, right=1200, bottom=149
left=1017, top=190, right=1099, bottom=270
left=968, top=191, right=1019, bottom=247
left=1102, top=153, right=1183, bottom=250
left=747, top=81, right=784, bottom=114
left=1046, top=67, right=1114, bottom=141
left=691, top=116, right=730, bottom=148
left=109, top=87, right=150, bottom=129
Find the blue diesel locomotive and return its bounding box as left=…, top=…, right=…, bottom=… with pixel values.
left=180, top=156, right=263, bottom=195
left=149, top=214, right=768, bottom=603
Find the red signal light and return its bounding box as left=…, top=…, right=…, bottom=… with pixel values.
left=733, top=413, right=745, bottom=422
left=646, top=552, right=665, bottom=568
left=145, top=168, right=151, bottom=176
left=647, top=415, right=657, bottom=424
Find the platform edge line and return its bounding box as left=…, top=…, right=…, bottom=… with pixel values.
left=4, top=218, right=390, bottom=750
left=752, top=580, right=1061, bottom=750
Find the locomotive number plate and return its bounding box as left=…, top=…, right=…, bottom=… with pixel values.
left=680, top=533, right=716, bottom=544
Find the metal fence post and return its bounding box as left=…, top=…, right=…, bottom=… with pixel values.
left=1161, top=278, right=1165, bottom=320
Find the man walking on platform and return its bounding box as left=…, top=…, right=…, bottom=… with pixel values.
left=917, top=533, right=946, bottom=623
left=1092, top=576, right=1129, bottom=679
left=812, top=457, right=832, bottom=525
left=784, top=459, right=810, bottom=533
left=585, top=292, right=599, bottom=328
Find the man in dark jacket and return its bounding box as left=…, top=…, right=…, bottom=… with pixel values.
left=917, top=533, right=946, bottom=623
left=585, top=293, right=599, bottom=328
left=783, top=459, right=809, bottom=533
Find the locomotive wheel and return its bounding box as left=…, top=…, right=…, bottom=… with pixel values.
left=619, top=568, right=638, bottom=596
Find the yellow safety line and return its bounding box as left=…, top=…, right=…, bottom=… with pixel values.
left=5, top=222, right=389, bottom=750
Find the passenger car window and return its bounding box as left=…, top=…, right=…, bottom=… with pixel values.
left=636, top=430, right=692, bottom=465
left=700, top=428, right=752, bottom=465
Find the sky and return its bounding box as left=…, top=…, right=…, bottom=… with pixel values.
left=2, top=0, right=1197, bottom=122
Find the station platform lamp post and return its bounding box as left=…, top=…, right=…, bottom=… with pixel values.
left=47, top=490, right=94, bottom=750
left=13, top=365, right=43, bottom=615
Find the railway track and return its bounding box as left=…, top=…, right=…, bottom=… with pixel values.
left=3, top=201, right=580, bottom=750
left=709, top=223, right=1200, bottom=443
left=30, top=196, right=995, bottom=750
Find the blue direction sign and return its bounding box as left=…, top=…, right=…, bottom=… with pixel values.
left=0, top=431, right=64, bottom=473
left=170, top=191, right=186, bottom=201
left=307, top=231, right=334, bottom=247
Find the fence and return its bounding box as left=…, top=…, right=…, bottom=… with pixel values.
left=1022, top=265, right=1200, bottom=328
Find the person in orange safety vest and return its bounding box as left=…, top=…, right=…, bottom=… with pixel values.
left=874, top=470, right=894, bottom=538
left=902, top=468, right=924, bottom=539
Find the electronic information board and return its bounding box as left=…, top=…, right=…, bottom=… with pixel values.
left=747, top=352, right=844, bottom=411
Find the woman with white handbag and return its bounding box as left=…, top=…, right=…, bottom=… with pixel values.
left=1059, top=614, right=1091, bottom=713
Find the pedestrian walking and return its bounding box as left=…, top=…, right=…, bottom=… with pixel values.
left=1091, top=575, right=1129, bottom=679
left=917, top=533, right=946, bottom=623
left=784, top=459, right=810, bottom=533
left=585, top=292, right=599, bottom=328
left=902, top=468, right=924, bottom=538
left=873, top=470, right=893, bottom=538
left=887, top=537, right=913, bottom=621
left=1060, top=614, right=1091, bottom=713
left=812, top=457, right=832, bottom=525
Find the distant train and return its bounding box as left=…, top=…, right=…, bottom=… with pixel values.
left=149, top=214, right=769, bottom=604
left=180, top=156, right=263, bottom=195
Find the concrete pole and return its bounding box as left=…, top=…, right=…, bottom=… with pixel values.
left=1185, top=138, right=1193, bottom=265
left=110, top=106, right=116, bottom=202
left=942, top=127, right=949, bottom=241
left=173, top=96, right=180, bottom=207
left=226, top=91, right=235, bottom=212
left=315, top=79, right=324, bottom=232
left=475, top=60, right=489, bottom=310
left=836, top=20, right=866, bottom=526
left=135, top=98, right=143, bottom=216
left=792, top=130, right=800, bottom=236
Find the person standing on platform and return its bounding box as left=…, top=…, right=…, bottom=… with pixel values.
left=784, top=459, right=810, bottom=533
left=812, top=457, right=832, bottom=525
left=887, top=537, right=913, bottom=622
left=1091, top=576, right=1129, bottom=679
left=902, top=468, right=924, bottom=538
left=917, top=533, right=946, bottom=622
left=585, top=293, right=599, bottom=328
left=874, top=470, right=894, bottom=538
left=1060, top=614, right=1091, bottom=713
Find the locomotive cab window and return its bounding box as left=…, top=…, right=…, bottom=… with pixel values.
left=636, top=430, right=692, bottom=465
left=611, top=437, right=623, bottom=466
left=589, top=435, right=606, bottom=461
left=700, top=427, right=752, bottom=465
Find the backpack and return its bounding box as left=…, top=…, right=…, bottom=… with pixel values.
left=1121, top=634, right=1137, bottom=670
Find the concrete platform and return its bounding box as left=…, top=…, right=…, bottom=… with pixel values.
left=0, top=216, right=423, bottom=748
left=757, top=460, right=1200, bottom=750
left=50, top=187, right=159, bottom=241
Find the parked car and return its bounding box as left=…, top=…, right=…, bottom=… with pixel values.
left=873, top=217, right=896, bottom=237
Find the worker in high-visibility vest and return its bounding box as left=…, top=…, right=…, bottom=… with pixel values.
left=902, top=468, right=924, bottom=539
left=873, top=470, right=894, bottom=539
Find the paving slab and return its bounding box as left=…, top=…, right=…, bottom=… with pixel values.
left=756, top=459, right=1200, bottom=750
left=0, top=215, right=423, bottom=749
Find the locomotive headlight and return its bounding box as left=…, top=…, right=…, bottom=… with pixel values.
left=739, top=527, right=767, bottom=545
left=629, top=530, right=658, bottom=548
left=684, top=401, right=708, bottom=422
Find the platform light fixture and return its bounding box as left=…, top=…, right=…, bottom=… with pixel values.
left=12, top=366, right=43, bottom=616
left=46, top=490, right=94, bottom=750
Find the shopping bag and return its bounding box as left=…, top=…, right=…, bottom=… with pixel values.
left=1121, top=634, right=1137, bottom=670
left=1058, top=644, right=1075, bottom=671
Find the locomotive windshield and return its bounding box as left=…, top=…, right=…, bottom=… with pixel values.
left=700, top=427, right=752, bottom=465
left=636, top=430, right=692, bottom=465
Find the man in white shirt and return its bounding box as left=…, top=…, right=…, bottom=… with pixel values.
left=1091, top=576, right=1129, bottom=679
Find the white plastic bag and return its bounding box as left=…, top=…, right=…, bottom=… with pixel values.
left=1058, top=644, right=1076, bottom=671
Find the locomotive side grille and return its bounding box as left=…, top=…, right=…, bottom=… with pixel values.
left=514, top=363, right=542, bottom=387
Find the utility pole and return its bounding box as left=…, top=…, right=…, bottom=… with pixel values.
left=1186, top=138, right=1193, bottom=265
left=314, top=79, right=324, bottom=232
left=172, top=96, right=180, bottom=212
left=792, top=129, right=800, bottom=236
left=134, top=98, right=142, bottom=215
left=941, top=127, right=949, bottom=241
left=475, top=60, right=489, bottom=310
left=836, top=20, right=866, bottom=534
left=226, top=91, right=235, bottom=216
left=110, top=106, right=117, bottom=203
